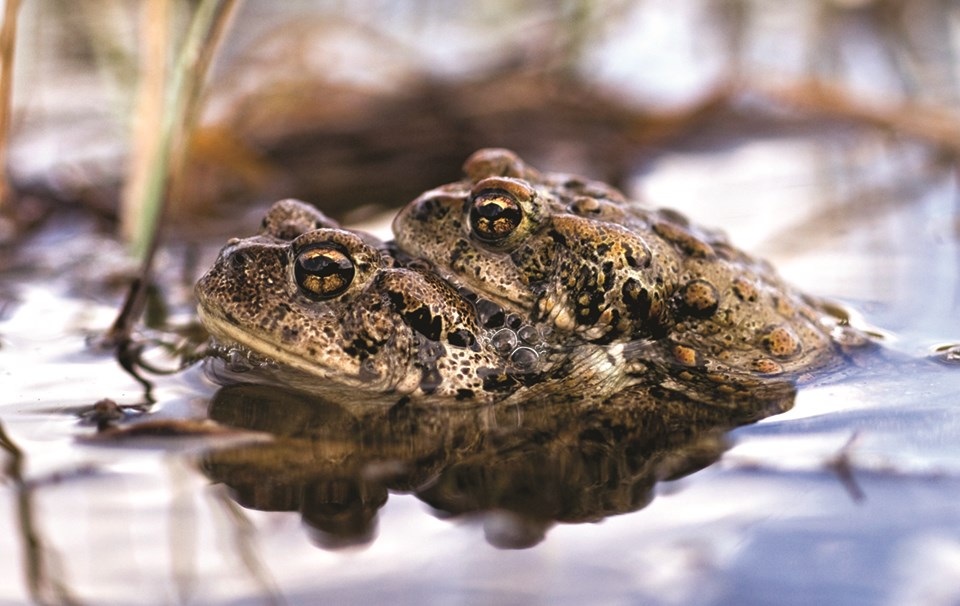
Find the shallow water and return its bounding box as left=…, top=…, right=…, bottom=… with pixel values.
left=2, top=135, right=960, bottom=605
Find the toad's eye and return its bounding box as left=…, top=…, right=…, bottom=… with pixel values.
left=294, top=244, right=355, bottom=299
left=469, top=190, right=522, bottom=243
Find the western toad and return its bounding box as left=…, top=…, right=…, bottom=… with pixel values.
left=196, top=200, right=642, bottom=405
left=393, top=149, right=872, bottom=381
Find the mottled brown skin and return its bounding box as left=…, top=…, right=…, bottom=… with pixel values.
left=394, top=148, right=868, bottom=382
left=196, top=200, right=636, bottom=406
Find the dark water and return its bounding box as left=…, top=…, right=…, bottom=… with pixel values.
left=2, top=139, right=959, bottom=605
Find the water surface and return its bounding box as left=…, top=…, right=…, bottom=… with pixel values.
left=2, top=136, right=959, bottom=606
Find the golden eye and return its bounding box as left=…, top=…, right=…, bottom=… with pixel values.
left=294, top=244, right=355, bottom=299
left=469, top=190, right=523, bottom=243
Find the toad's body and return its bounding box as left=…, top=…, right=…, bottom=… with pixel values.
left=394, top=149, right=869, bottom=382
left=196, top=151, right=870, bottom=406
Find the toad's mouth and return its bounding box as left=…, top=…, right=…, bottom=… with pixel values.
left=195, top=303, right=417, bottom=398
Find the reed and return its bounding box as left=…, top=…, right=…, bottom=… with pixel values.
left=121, top=0, right=238, bottom=260
left=0, top=0, right=21, bottom=215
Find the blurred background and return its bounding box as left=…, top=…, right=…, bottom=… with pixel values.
left=4, top=0, right=959, bottom=247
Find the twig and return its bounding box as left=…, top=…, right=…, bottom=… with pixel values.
left=0, top=421, right=82, bottom=606
left=826, top=431, right=866, bottom=504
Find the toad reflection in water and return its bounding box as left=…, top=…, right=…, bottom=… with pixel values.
left=201, top=379, right=795, bottom=549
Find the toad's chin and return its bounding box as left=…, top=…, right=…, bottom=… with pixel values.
left=195, top=304, right=417, bottom=405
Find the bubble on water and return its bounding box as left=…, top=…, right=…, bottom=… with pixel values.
left=491, top=328, right=518, bottom=354
left=510, top=346, right=540, bottom=371
left=212, top=340, right=276, bottom=372
left=226, top=348, right=256, bottom=372
left=517, top=325, right=540, bottom=345
left=476, top=299, right=505, bottom=328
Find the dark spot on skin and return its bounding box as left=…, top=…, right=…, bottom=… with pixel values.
left=415, top=339, right=446, bottom=364
left=447, top=329, right=476, bottom=348
left=457, top=286, right=479, bottom=302
left=455, top=389, right=475, bottom=401
left=511, top=244, right=553, bottom=283
left=449, top=239, right=469, bottom=268
left=677, top=279, right=720, bottom=318
left=546, top=229, right=568, bottom=247
left=622, top=278, right=651, bottom=320
left=575, top=288, right=605, bottom=325
left=570, top=263, right=608, bottom=326
left=281, top=326, right=299, bottom=342
left=732, top=277, right=758, bottom=302
left=345, top=336, right=383, bottom=360
left=623, top=243, right=650, bottom=269
left=412, top=196, right=448, bottom=222
left=600, top=260, right=615, bottom=291
left=387, top=290, right=443, bottom=341
left=478, top=367, right=519, bottom=392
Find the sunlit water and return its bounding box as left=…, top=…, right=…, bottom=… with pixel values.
left=2, top=137, right=960, bottom=606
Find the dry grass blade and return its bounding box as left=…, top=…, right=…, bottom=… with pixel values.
left=122, top=0, right=239, bottom=259
left=120, top=0, right=170, bottom=249
left=0, top=0, right=21, bottom=216
left=108, top=0, right=238, bottom=399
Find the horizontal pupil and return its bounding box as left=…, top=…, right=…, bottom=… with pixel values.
left=294, top=245, right=355, bottom=300
left=478, top=198, right=512, bottom=217
left=302, top=251, right=349, bottom=275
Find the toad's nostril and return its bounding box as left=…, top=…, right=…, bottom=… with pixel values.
left=229, top=251, right=248, bottom=270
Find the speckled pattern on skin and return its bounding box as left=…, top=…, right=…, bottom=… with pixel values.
left=394, top=148, right=873, bottom=381
left=197, top=152, right=875, bottom=407
left=196, top=200, right=642, bottom=405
